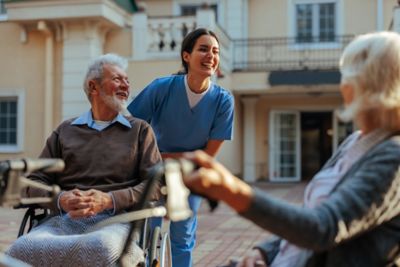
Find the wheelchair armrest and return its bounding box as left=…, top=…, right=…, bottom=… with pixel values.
left=14, top=204, right=49, bottom=238
left=145, top=200, right=160, bottom=209
left=13, top=203, right=43, bottom=210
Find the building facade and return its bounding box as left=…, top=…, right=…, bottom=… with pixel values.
left=0, top=0, right=398, bottom=182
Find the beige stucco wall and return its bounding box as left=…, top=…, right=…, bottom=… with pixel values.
left=248, top=0, right=287, bottom=38
left=127, top=60, right=180, bottom=96
left=0, top=23, right=47, bottom=160
left=215, top=75, right=242, bottom=176
left=344, top=0, right=377, bottom=34
left=105, top=28, right=133, bottom=57
left=137, top=0, right=174, bottom=17
left=230, top=72, right=269, bottom=93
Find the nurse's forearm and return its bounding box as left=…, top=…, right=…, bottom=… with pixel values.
left=204, top=140, right=224, bottom=157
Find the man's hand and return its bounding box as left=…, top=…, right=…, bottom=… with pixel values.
left=59, top=189, right=113, bottom=219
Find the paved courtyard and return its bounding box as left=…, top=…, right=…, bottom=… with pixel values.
left=0, top=182, right=306, bottom=267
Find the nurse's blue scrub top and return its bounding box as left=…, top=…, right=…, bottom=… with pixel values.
left=127, top=75, right=234, bottom=153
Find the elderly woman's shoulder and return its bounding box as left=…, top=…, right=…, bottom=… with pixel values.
left=388, top=135, right=400, bottom=146
left=378, top=135, right=400, bottom=154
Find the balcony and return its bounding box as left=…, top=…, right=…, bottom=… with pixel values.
left=132, top=11, right=232, bottom=73
left=133, top=12, right=353, bottom=74
left=232, top=35, right=354, bottom=72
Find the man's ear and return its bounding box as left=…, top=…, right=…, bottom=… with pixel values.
left=88, top=80, right=98, bottom=95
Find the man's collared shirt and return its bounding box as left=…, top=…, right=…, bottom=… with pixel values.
left=71, top=110, right=131, bottom=131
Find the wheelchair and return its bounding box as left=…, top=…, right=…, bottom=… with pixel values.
left=0, top=158, right=187, bottom=267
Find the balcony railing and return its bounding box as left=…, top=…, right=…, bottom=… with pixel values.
left=134, top=12, right=232, bottom=73
left=232, top=35, right=355, bottom=72
left=133, top=12, right=354, bottom=74
left=146, top=16, right=197, bottom=58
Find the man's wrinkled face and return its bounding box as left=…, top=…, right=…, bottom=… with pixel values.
left=98, top=64, right=130, bottom=112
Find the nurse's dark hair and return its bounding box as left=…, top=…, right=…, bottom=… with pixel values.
left=179, top=28, right=219, bottom=74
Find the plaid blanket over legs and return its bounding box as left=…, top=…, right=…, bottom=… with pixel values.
left=6, top=212, right=144, bottom=267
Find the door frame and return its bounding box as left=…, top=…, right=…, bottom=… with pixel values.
left=269, top=110, right=301, bottom=182
left=269, top=107, right=338, bottom=182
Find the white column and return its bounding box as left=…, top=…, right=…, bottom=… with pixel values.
left=61, top=21, right=107, bottom=120
left=241, top=97, right=258, bottom=182
left=196, top=8, right=216, bottom=30
left=394, top=6, right=400, bottom=33
left=37, top=20, right=54, bottom=142
left=132, top=12, right=148, bottom=60
left=224, top=0, right=247, bottom=39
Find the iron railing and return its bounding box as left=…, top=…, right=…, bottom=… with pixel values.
left=232, top=35, right=355, bottom=72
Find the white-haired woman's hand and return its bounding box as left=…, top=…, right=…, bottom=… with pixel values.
left=236, top=249, right=267, bottom=267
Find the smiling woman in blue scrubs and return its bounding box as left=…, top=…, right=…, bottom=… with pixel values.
left=127, top=28, right=234, bottom=267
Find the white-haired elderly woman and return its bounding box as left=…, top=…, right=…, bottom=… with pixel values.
left=182, top=31, right=400, bottom=267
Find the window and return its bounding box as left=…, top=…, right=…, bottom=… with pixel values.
left=0, top=92, right=24, bottom=153
left=0, top=0, right=7, bottom=20
left=0, top=98, right=17, bottom=146
left=180, top=4, right=218, bottom=20
left=0, top=0, right=5, bottom=14
left=294, top=1, right=336, bottom=43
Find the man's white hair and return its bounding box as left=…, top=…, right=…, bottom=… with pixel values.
left=83, top=53, right=128, bottom=100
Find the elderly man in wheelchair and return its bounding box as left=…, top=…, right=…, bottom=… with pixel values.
left=2, top=53, right=167, bottom=267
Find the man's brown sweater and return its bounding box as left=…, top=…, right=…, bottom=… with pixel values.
left=27, top=115, right=162, bottom=213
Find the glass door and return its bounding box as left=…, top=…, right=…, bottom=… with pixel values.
left=332, top=111, right=354, bottom=151
left=269, top=110, right=301, bottom=182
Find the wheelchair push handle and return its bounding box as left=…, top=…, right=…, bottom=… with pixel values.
left=0, top=158, right=64, bottom=207
left=1, top=158, right=65, bottom=174
left=178, top=158, right=219, bottom=212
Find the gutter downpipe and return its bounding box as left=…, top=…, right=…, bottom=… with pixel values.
left=37, top=20, right=54, bottom=143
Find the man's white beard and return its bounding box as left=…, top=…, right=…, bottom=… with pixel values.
left=100, top=91, right=128, bottom=114
left=335, top=98, right=360, bottom=123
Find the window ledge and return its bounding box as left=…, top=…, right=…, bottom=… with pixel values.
left=0, top=146, right=22, bottom=153
left=289, top=42, right=342, bottom=50
left=0, top=14, right=8, bottom=21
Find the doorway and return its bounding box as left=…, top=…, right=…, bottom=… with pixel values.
left=300, top=112, right=332, bottom=180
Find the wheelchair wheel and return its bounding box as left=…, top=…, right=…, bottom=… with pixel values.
left=149, top=226, right=172, bottom=267
left=139, top=218, right=150, bottom=250
left=159, top=231, right=172, bottom=267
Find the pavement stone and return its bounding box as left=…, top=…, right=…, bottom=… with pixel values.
left=0, top=181, right=306, bottom=266
left=194, top=181, right=306, bottom=266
